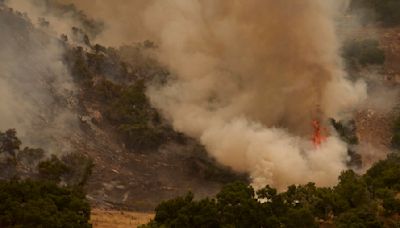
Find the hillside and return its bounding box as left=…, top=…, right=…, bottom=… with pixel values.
left=0, top=0, right=399, bottom=227
left=0, top=3, right=247, bottom=212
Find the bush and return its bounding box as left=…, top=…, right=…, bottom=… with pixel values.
left=391, top=116, right=400, bottom=150
left=152, top=192, right=219, bottom=228
left=91, top=78, right=122, bottom=102
left=143, top=182, right=318, bottom=228
left=351, top=0, right=400, bottom=26
left=364, top=153, right=400, bottom=191
left=331, top=119, right=359, bottom=145
left=0, top=180, right=91, bottom=227
left=0, top=130, right=93, bottom=227
left=0, top=129, right=94, bottom=187
left=17, top=147, right=45, bottom=172
left=0, top=129, right=21, bottom=156
left=37, top=153, right=94, bottom=186
left=64, top=38, right=171, bottom=152
left=61, top=153, right=94, bottom=186
left=330, top=119, right=362, bottom=168
left=144, top=154, right=400, bottom=227
left=38, top=155, right=70, bottom=182
left=334, top=170, right=371, bottom=212
left=105, top=80, right=166, bottom=150
left=342, top=39, right=385, bottom=69
left=335, top=206, right=383, bottom=228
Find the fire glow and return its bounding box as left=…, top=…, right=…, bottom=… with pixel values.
left=312, top=120, right=326, bottom=148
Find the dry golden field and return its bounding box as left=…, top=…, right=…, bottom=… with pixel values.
left=90, top=209, right=154, bottom=228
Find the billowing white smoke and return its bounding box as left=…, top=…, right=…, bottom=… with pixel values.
left=144, top=0, right=367, bottom=189
left=0, top=7, right=78, bottom=153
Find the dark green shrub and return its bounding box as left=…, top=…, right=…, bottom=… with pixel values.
left=153, top=192, right=219, bottom=228
left=38, top=155, right=70, bottom=182
left=91, top=78, right=123, bottom=102
left=0, top=180, right=91, bottom=227
left=331, top=119, right=359, bottom=145
left=351, top=0, right=400, bottom=26
left=61, top=153, right=94, bottom=186
left=343, top=39, right=385, bottom=69
left=0, top=129, right=21, bottom=156
left=143, top=182, right=318, bottom=228
left=335, top=206, right=383, bottom=228
left=364, top=153, right=400, bottom=191
left=106, top=80, right=166, bottom=150
left=392, top=116, right=400, bottom=150
left=145, top=155, right=400, bottom=227
left=330, top=119, right=362, bottom=168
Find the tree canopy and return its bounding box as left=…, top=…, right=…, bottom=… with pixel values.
left=0, top=180, right=91, bottom=228
left=351, top=0, right=400, bottom=26
left=0, top=129, right=93, bottom=227
left=142, top=153, right=400, bottom=228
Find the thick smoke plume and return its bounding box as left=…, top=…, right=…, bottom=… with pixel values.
left=5, top=0, right=370, bottom=189
left=0, top=5, right=78, bottom=153
left=144, top=0, right=367, bottom=189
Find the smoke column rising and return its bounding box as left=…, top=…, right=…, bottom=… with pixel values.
left=4, top=0, right=369, bottom=189
left=144, top=0, right=367, bottom=189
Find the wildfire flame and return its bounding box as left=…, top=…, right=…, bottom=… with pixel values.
left=312, top=119, right=326, bottom=148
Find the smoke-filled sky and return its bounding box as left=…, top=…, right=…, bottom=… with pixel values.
left=3, top=0, right=375, bottom=189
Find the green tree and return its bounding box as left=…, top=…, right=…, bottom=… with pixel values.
left=351, top=0, right=400, bottom=26
left=364, top=153, right=400, bottom=192
left=152, top=192, right=219, bottom=228
left=342, top=39, right=385, bottom=69
left=0, top=129, right=21, bottom=156
left=0, top=180, right=91, bottom=227
left=333, top=170, right=371, bottom=213
left=216, top=182, right=265, bottom=227
left=106, top=80, right=165, bottom=150
left=335, top=206, right=383, bottom=228
left=283, top=208, right=317, bottom=228
left=38, top=155, right=70, bottom=182
left=145, top=182, right=319, bottom=228
left=391, top=116, right=400, bottom=150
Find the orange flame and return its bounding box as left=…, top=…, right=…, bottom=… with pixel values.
left=312, top=120, right=326, bottom=148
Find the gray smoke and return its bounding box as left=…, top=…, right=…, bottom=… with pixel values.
left=0, top=5, right=78, bottom=153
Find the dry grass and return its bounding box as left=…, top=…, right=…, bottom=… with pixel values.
left=90, top=208, right=154, bottom=228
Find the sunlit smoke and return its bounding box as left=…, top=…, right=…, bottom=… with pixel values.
left=144, top=0, right=367, bottom=189
left=3, top=0, right=372, bottom=189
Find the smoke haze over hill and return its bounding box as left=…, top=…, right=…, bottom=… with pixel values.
left=2, top=0, right=375, bottom=189
left=0, top=7, right=78, bottom=153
